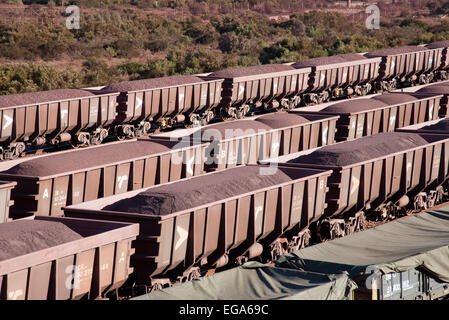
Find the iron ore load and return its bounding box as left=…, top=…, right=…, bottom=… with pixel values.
left=265, top=131, right=449, bottom=240
left=0, top=138, right=208, bottom=219
left=276, top=206, right=449, bottom=300
left=291, top=53, right=381, bottom=104
left=0, top=89, right=119, bottom=160
left=203, top=64, right=311, bottom=118
left=0, top=216, right=138, bottom=300
left=63, top=165, right=332, bottom=290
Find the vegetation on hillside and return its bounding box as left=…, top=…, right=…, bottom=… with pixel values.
left=1, top=1, right=449, bottom=94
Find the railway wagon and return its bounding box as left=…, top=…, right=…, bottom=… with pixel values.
left=102, top=75, right=224, bottom=133
left=203, top=64, right=312, bottom=119
left=276, top=207, right=449, bottom=300
left=364, top=46, right=443, bottom=91
left=291, top=53, right=382, bottom=104
left=267, top=132, right=449, bottom=239
left=153, top=112, right=338, bottom=171
left=0, top=181, right=16, bottom=223
left=294, top=92, right=442, bottom=142
left=0, top=138, right=208, bottom=219
left=0, top=216, right=138, bottom=300
left=426, top=40, right=449, bottom=79
left=63, top=165, right=332, bottom=288
left=0, top=89, right=119, bottom=160
left=416, top=83, right=449, bottom=117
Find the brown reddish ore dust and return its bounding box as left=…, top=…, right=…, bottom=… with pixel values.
left=420, top=118, right=449, bottom=131
left=371, top=93, right=420, bottom=105
left=292, top=53, right=367, bottom=68
left=364, top=46, right=428, bottom=58
left=425, top=41, right=449, bottom=49
left=3, top=140, right=174, bottom=177
left=0, top=89, right=97, bottom=109
left=103, top=75, right=205, bottom=92
left=0, top=220, right=83, bottom=261
left=192, top=120, right=272, bottom=141
left=417, top=84, right=449, bottom=95
left=255, top=112, right=311, bottom=129
left=209, top=64, right=295, bottom=78
left=104, top=166, right=297, bottom=215
left=322, top=98, right=387, bottom=113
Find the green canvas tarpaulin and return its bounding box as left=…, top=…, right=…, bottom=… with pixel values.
left=276, top=207, right=449, bottom=282
left=132, top=262, right=355, bottom=300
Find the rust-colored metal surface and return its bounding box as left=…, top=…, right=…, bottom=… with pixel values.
left=275, top=132, right=449, bottom=218
left=0, top=139, right=208, bottom=218
left=63, top=165, right=332, bottom=284
left=293, top=93, right=442, bottom=141
left=0, top=89, right=118, bottom=145
left=365, top=46, right=443, bottom=81
left=0, top=181, right=16, bottom=223
left=104, top=76, right=223, bottom=124
left=0, top=216, right=138, bottom=300
left=152, top=112, right=338, bottom=171
left=292, top=54, right=382, bottom=92
left=427, top=41, right=449, bottom=70
left=204, top=64, right=311, bottom=109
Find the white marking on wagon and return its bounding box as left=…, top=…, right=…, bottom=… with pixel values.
left=175, top=225, right=188, bottom=251
left=2, top=114, right=12, bottom=130
left=117, top=175, right=128, bottom=189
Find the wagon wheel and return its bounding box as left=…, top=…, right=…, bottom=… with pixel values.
left=14, top=142, right=26, bottom=158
